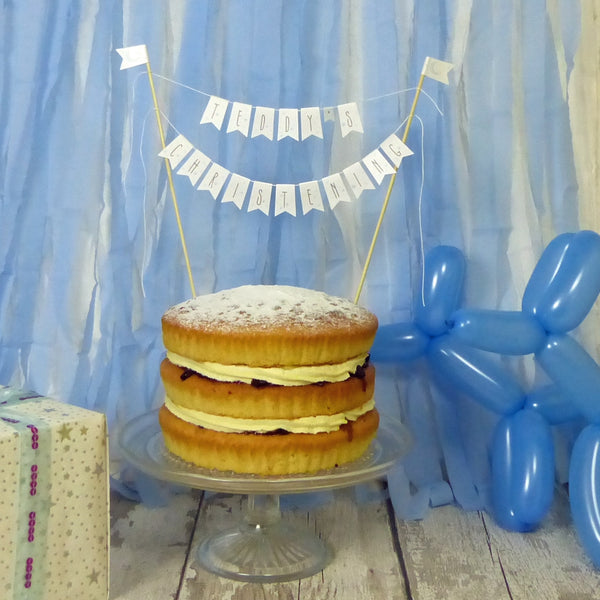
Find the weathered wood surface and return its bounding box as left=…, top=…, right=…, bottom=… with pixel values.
left=110, top=483, right=600, bottom=600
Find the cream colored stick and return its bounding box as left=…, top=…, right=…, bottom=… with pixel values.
left=353, top=73, right=425, bottom=305
left=145, top=60, right=197, bottom=297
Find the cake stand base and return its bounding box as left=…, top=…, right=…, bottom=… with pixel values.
left=118, top=410, right=412, bottom=582
left=197, top=494, right=331, bottom=582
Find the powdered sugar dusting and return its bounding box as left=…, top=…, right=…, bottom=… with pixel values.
left=164, top=285, right=375, bottom=331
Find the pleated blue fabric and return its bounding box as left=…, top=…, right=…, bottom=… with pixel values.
left=0, top=0, right=581, bottom=516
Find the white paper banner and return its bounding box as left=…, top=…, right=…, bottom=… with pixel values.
left=251, top=106, right=276, bottom=140
left=363, top=148, right=395, bottom=184
left=116, top=45, right=149, bottom=69
left=158, top=134, right=194, bottom=168
left=248, top=181, right=273, bottom=215
left=300, top=107, right=324, bottom=140
left=198, top=162, right=230, bottom=199
left=277, top=109, right=300, bottom=141
left=158, top=132, right=412, bottom=216
left=274, top=184, right=297, bottom=216
left=177, top=149, right=210, bottom=185
left=322, top=173, right=351, bottom=209
left=227, top=102, right=253, bottom=136
left=222, top=173, right=251, bottom=208
left=200, top=96, right=229, bottom=130
left=343, top=162, right=375, bottom=199
left=338, top=102, right=364, bottom=137
left=381, top=133, right=414, bottom=168
left=299, top=181, right=324, bottom=214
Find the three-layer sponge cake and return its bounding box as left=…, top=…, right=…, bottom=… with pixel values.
left=158, top=284, right=379, bottom=475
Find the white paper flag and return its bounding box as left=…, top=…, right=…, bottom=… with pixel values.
left=200, top=96, right=229, bottom=130
left=322, top=173, right=351, bottom=209
left=251, top=106, right=275, bottom=140
left=363, top=149, right=395, bottom=184
left=116, top=45, right=149, bottom=69
left=277, top=109, right=299, bottom=141
left=198, top=162, right=230, bottom=199
left=274, top=184, right=297, bottom=217
left=299, top=181, right=324, bottom=214
left=323, top=107, right=336, bottom=122
left=300, top=107, right=323, bottom=140
left=343, top=162, right=375, bottom=199
left=222, top=173, right=251, bottom=209
left=422, top=57, right=454, bottom=84
left=381, top=133, right=413, bottom=168
left=226, top=102, right=253, bottom=136
left=158, top=134, right=194, bottom=169
left=338, top=102, right=363, bottom=137
left=248, top=181, right=273, bottom=215
left=177, top=149, right=210, bottom=186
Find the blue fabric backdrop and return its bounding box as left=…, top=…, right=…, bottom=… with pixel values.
left=0, top=0, right=582, bottom=516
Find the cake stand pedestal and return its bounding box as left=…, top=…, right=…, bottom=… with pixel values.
left=118, top=410, right=411, bottom=583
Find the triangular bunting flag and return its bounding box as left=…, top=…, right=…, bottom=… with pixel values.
left=248, top=181, right=273, bottom=215
left=198, top=163, right=230, bottom=199
left=222, top=174, right=251, bottom=209
left=200, top=96, right=229, bottom=130
left=343, top=162, right=375, bottom=199
left=277, top=109, right=300, bottom=141
left=322, top=173, right=351, bottom=209
left=338, top=102, right=363, bottom=137
left=381, top=133, right=413, bottom=168
left=158, top=134, right=194, bottom=169
left=177, top=149, right=210, bottom=186
left=299, top=181, right=324, bottom=214
left=363, top=149, right=395, bottom=184
left=274, top=184, right=296, bottom=216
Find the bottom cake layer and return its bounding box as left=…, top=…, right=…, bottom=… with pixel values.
left=158, top=404, right=380, bottom=475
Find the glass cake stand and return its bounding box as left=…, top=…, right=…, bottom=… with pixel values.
left=118, top=409, right=412, bottom=583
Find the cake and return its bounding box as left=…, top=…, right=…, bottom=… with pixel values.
left=158, top=284, right=379, bottom=475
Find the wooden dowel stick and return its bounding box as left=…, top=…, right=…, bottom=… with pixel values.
left=145, top=61, right=197, bottom=297
left=353, top=73, right=425, bottom=305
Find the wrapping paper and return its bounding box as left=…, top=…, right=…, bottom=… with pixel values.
left=0, top=387, right=109, bottom=599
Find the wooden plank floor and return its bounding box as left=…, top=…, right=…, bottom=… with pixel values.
left=110, top=481, right=600, bottom=599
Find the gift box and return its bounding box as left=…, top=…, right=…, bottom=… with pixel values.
left=0, top=386, right=109, bottom=599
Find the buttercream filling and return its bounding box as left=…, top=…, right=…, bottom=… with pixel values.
left=164, top=395, right=375, bottom=434
left=166, top=350, right=370, bottom=386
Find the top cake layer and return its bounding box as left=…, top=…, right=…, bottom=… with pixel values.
left=162, top=285, right=378, bottom=367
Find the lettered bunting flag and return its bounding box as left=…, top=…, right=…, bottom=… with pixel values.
left=322, top=173, right=352, bottom=209
left=299, top=181, right=324, bottom=214
left=158, top=134, right=194, bottom=169
left=277, top=109, right=300, bottom=141
left=363, top=148, right=396, bottom=184
left=200, top=96, right=228, bottom=130
left=226, top=102, right=253, bottom=136
left=337, top=102, right=364, bottom=137
left=177, top=149, right=210, bottom=186
left=197, top=163, right=229, bottom=199
left=275, top=184, right=297, bottom=216
left=251, top=106, right=276, bottom=140
left=222, top=174, right=251, bottom=209
left=248, top=181, right=273, bottom=215
left=300, top=107, right=324, bottom=140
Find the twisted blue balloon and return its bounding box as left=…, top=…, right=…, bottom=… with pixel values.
left=373, top=231, right=600, bottom=564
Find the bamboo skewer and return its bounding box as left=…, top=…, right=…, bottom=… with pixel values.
left=353, top=73, right=425, bottom=305
left=145, top=60, right=197, bottom=297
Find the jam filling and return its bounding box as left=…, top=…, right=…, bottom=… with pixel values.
left=179, top=354, right=371, bottom=386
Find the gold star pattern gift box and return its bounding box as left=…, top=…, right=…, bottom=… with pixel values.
left=0, top=386, right=109, bottom=599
